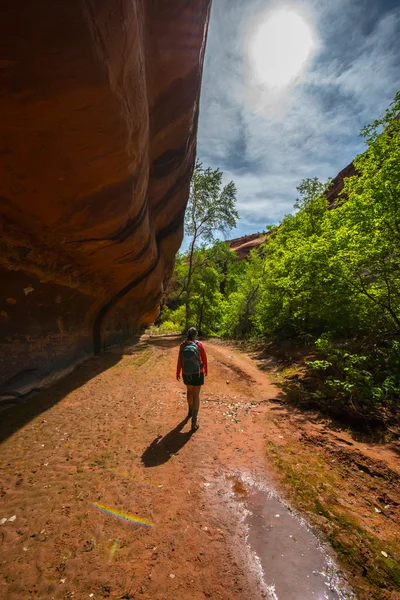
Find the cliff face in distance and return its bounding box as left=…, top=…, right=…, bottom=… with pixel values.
left=0, top=0, right=211, bottom=402
left=226, top=233, right=267, bottom=259
left=326, top=161, right=357, bottom=206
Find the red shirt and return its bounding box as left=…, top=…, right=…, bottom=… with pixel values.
left=176, top=341, right=208, bottom=377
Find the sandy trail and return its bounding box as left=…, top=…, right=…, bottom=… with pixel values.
left=0, top=336, right=399, bottom=600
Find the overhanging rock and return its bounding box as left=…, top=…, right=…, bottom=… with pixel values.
left=0, top=0, right=211, bottom=402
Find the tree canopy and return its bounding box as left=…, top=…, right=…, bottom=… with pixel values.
left=183, top=162, right=238, bottom=329
left=185, top=162, right=239, bottom=244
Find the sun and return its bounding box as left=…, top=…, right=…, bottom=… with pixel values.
left=250, top=8, right=315, bottom=88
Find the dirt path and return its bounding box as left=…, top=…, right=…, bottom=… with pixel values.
left=0, top=337, right=399, bottom=600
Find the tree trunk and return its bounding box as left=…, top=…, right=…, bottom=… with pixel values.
left=185, top=233, right=197, bottom=331
left=197, top=298, right=205, bottom=334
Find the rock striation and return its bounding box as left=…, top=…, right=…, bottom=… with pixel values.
left=227, top=233, right=267, bottom=259
left=0, top=0, right=211, bottom=402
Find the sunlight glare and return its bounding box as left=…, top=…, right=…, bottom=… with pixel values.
left=250, top=9, right=315, bottom=87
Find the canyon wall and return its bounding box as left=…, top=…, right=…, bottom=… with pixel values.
left=226, top=232, right=267, bottom=259
left=0, top=0, right=211, bottom=403
left=326, top=161, right=357, bottom=207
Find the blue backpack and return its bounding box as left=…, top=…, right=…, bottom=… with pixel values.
left=181, top=341, right=202, bottom=376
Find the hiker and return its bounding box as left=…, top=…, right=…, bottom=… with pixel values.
left=176, top=327, right=208, bottom=431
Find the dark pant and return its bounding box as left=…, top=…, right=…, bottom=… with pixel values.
left=183, top=372, right=204, bottom=386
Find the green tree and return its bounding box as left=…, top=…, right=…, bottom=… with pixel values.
left=184, top=162, right=238, bottom=329
left=160, top=241, right=241, bottom=336
left=329, top=91, right=400, bottom=330
left=221, top=91, right=400, bottom=423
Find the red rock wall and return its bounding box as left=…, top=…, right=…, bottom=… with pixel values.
left=226, top=233, right=267, bottom=259
left=325, top=161, right=357, bottom=207
left=0, top=0, right=211, bottom=402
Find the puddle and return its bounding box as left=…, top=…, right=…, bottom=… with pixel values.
left=224, top=475, right=353, bottom=600
left=228, top=475, right=248, bottom=500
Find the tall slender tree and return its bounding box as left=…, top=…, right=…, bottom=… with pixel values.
left=184, top=161, right=238, bottom=329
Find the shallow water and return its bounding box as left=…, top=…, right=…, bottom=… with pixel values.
left=245, top=487, right=351, bottom=600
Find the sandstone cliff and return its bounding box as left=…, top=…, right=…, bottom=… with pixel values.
left=227, top=232, right=267, bottom=259
left=326, top=161, right=357, bottom=206
left=0, top=0, right=211, bottom=402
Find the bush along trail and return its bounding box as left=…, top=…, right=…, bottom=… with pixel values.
left=0, top=335, right=399, bottom=600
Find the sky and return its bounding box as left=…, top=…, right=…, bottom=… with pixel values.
left=195, top=0, right=400, bottom=241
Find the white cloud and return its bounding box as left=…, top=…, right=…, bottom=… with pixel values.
left=335, top=13, right=400, bottom=115
left=196, top=0, right=400, bottom=237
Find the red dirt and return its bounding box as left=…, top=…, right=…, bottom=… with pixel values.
left=0, top=336, right=399, bottom=599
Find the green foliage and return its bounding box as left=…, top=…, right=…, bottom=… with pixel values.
left=221, top=92, right=400, bottom=425
left=221, top=250, right=262, bottom=338
left=183, top=162, right=239, bottom=329
left=157, top=321, right=181, bottom=334
left=185, top=162, right=239, bottom=243
left=305, top=359, right=332, bottom=371
left=306, top=337, right=400, bottom=419
left=160, top=240, right=243, bottom=336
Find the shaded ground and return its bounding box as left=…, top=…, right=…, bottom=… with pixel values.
left=0, top=336, right=399, bottom=599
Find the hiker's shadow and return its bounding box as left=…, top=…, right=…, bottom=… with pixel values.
left=141, top=419, right=193, bottom=467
